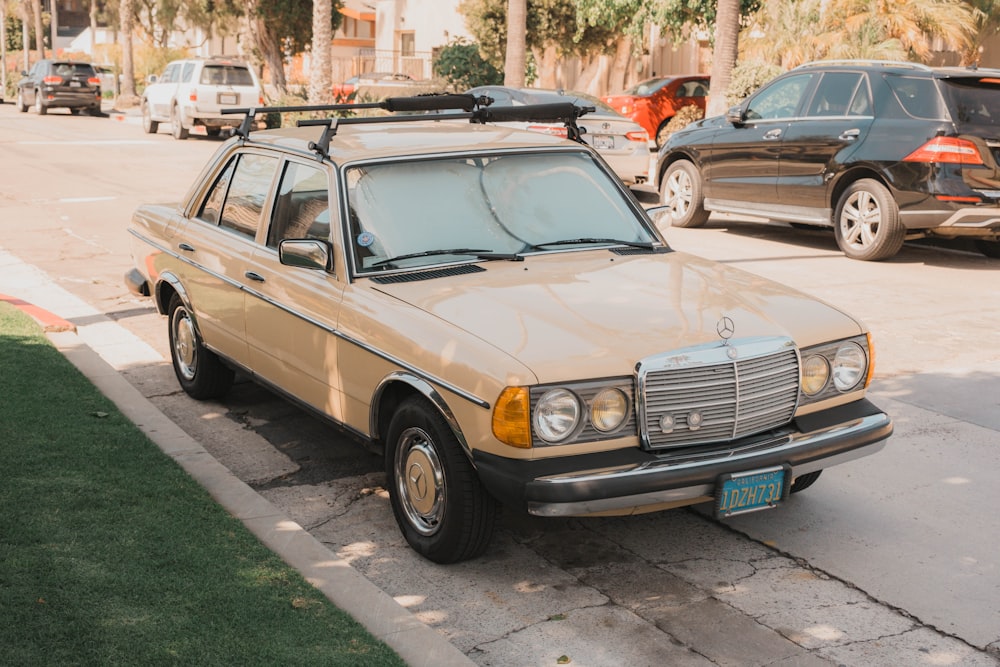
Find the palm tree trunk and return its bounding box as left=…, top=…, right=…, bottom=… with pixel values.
left=503, top=0, right=526, bottom=88
left=31, top=0, right=43, bottom=60
left=707, top=0, right=740, bottom=117
left=119, top=0, right=137, bottom=101
left=308, top=0, right=333, bottom=104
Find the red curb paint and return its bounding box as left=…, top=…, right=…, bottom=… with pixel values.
left=0, top=293, right=77, bottom=333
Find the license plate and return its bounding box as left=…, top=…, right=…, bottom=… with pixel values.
left=70, top=81, right=81, bottom=87
left=715, top=465, right=789, bottom=518
left=592, top=134, right=614, bottom=149
left=219, top=93, right=237, bottom=105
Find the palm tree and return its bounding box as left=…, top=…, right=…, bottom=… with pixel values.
left=823, top=0, right=976, bottom=61
left=503, top=0, right=526, bottom=88
left=309, top=0, right=333, bottom=104
left=741, top=0, right=827, bottom=68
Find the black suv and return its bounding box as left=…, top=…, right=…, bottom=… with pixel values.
left=16, top=59, right=102, bottom=116
left=655, top=60, right=1000, bottom=260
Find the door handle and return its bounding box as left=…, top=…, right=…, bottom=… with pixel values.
left=763, top=128, right=782, bottom=140
left=244, top=271, right=265, bottom=282
left=178, top=242, right=195, bottom=252
left=839, top=129, right=861, bottom=141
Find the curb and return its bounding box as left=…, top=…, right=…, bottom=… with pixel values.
left=4, top=295, right=473, bottom=667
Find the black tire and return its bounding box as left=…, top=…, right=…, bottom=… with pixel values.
left=658, top=160, right=709, bottom=228
left=88, top=104, right=102, bottom=116
left=141, top=100, right=159, bottom=134
left=790, top=470, right=822, bottom=494
left=833, top=179, right=904, bottom=261
left=69, top=108, right=81, bottom=115
left=167, top=294, right=233, bottom=399
left=34, top=91, right=47, bottom=115
left=170, top=105, right=189, bottom=140
left=385, top=396, right=498, bottom=564
left=975, top=239, right=1000, bottom=258
left=205, top=127, right=222, bottom=137
left=16, top=90, right=28, bottom=112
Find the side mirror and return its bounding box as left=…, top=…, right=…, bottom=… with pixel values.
left=279, top=239, right=332, bottom=271
left=726, top=105, right=745, bottom=126
left=146, top=74, right=158, bottom=84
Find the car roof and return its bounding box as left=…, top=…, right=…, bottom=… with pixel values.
left=794, top=59, right=1000, bottom=79
left=242, top=120, right=583, bottom=164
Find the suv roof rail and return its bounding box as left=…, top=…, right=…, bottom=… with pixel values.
left=223, top=93, right=595, bottom=157
left=796, top=59, right=933, bottom=72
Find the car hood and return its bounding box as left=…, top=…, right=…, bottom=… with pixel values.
left=369, top=250, right=863, bottom=382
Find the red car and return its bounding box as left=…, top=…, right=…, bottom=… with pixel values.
left=603, top=75, right=709, bottom=147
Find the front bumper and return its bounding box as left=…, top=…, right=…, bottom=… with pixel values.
left=474, top=398, right=892, bottom=517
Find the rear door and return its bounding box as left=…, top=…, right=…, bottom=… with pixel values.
left=194, top=62, right=261, bottom=113
left=778, top=71, right=875, bottom=215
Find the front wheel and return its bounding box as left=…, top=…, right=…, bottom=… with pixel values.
left=834, top=179, right=904, bottom=261
left=167, top=294, right=233, bottom=399
left=16, top=90, right=28, bottom=112
left=386, top=397, right=498, bottom=563
left=659, top=160, right=709, bottom=228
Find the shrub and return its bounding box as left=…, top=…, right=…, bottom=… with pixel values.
left=432, top=38, right=502, bottom=92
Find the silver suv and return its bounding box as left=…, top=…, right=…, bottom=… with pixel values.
left=141, top=57, right=263, bottom=140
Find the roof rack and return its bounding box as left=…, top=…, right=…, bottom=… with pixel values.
left=222, top=93, right=595, bottom=159
left=795, top=59, right=934, bottom=72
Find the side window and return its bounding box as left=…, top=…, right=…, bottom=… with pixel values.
left=218, top=154, right=280, bottom=239
left=181, top=62, right=196, bottom=83
left=198, top=157, right=237, bottom=225
left=806, top=72, right=864, bottom=117
left=745, top=73, right=813, bottom=120
left=267, top=162, right=330, bottom=247
left=848, top=77, right=873, bottom=116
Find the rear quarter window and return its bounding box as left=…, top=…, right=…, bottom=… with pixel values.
left=884, top=76, right=947, bottom=120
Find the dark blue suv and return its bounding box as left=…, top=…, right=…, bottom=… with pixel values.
left=655, top=60, right=1000, bottom=260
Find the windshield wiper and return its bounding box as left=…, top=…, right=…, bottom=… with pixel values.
left=370, top=248, right=521, bottom=268
left=529, top=237, right=657, bottom=250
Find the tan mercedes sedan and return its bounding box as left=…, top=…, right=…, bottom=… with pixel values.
left=125, top=95, right=892, bottom=563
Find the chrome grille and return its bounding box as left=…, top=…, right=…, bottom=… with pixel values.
left=638, top=337, right=799, bottom=450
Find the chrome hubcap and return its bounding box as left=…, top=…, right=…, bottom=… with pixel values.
left=172, top=308, right=197, bottom=381
left=395, top=428, right=445, bottom=536
left=841, top=191, right=882, bottom=249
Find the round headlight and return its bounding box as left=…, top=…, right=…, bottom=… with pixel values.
left=801, top=355, right=830, bottom=396
left=533, top=388, right=581, bottom=443
left=832, top=342, right=867, bottom=391
left=590, top=388, right=630, bottom=433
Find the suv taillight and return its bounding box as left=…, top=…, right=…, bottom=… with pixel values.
left=903, top=137, right=984, bottom=165
left=88, top=77, right=101, bottom=86
left=43, top=75, right=61, bottom=84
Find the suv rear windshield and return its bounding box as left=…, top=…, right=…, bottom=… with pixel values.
left=54, top=62, right=96, bottom=77
left=938, top=77, right=1000, bottom=131
left=200, top=65, right=254, bottom=86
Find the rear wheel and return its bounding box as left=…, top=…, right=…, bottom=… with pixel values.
left=790, top=470, right=822, bottom=494
left=34, top=91, right=47, bottom=115
left=386, top=396, right=498, bottom=563
left=167, top=294, right=233, bottom=399
left=834, top=179, right=904, bottom=261
left=170, top=105, right=189, bottom=140
left=659, top=160, right=709, bottom=228
left=141, top=100, right=159, bottom=134
left=975, top=239, right=1000, bottom=258
left=69, top=108, right=81, bottom=115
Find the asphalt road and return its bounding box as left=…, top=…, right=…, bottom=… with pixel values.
left=1, top=101, right=998, bottom=666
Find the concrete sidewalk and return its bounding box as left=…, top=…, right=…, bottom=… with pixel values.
left=0, top=254, right=473, bottom=667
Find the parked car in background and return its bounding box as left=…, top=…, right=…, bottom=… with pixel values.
left=332, top=72, right=416, bottom=101
left=125, top=94, right=891, bottom=563
left=141, top=56, right=264, bottom=140
left=603, top=75, right=710, bottom=148
left=16, top=59, right=102, bottom=115
left=655, top=60, right=1000, bottom=260
left=467, top=86, right=652, bottom=187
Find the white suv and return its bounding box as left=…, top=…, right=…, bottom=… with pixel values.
left=141, top=57, right=264, bottom=140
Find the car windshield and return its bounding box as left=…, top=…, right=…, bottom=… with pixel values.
left=345, top=151, right=658, bottom=273
left=939, top=77, right=1000, bottom=130
left=623, top=78, right=671, bottom=96
left=509, top=90, right=619, bottom=115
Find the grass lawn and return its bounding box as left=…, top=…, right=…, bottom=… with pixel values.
left=0, top=302, right=405, bottom=666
